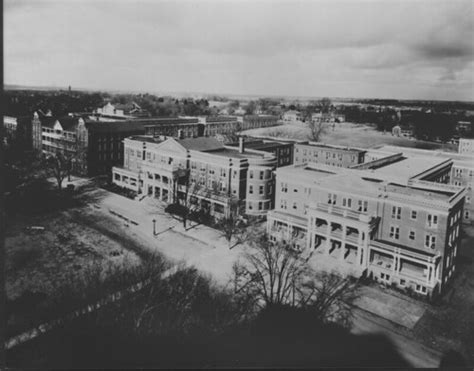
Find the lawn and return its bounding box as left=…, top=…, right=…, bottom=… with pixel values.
left=4, top=182, right=143, bottom=338
left=242, top=122, right=458, bottom=151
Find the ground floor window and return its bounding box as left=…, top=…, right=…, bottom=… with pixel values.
left=114, top=173, right=120, bottom=181
left=214, top=203, right=224, bottom=214
left=400, top=279, right=406, bottom=286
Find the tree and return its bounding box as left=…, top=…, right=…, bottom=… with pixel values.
left=244, top=101, right=257, bottom=115
left=232, top=236, right=309, bottom=308
left=318, top=97, right=332, bottom=114
left=232, top=233, right=358, bottom=327
left=43, top=151, right=72, bottom=191
left=307, top=119, right=328, bottom=142
left=297, top=271, right=358, bottom=329
left=215, top=198, right=246, bottom=248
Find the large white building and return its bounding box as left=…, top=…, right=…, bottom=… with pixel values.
left=267, top=152, right=465, bottom=297
left=369, top=145, right=474, bottom=224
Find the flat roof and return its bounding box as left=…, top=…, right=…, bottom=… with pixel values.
left=368, top=156, right=448, bottom=181
left=127, top=135, right=163, bottom=144
left=298, top=142, right=366, bottom=154
left=377, top=145, right=474, bottom=168
left=206, top=147, right=265, bottom=159
left=386, top=183, right=453, bottom=201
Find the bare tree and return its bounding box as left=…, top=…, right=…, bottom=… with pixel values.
left=232, top=236, right=309, bottom=308
left=307, top=120, right=328, bottom=142
left=318, top=97, right=332, bottom=114
left=232, top=233, right=358, bottom=327
left=43, top=151, right=72, bottom=191
left=215, top=198, right=246, bottom=248
left=297, top=271, right=359, bottom=329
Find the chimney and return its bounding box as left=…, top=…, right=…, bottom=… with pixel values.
left=239, top=137, right=245, bottom=153
left=178, top=129, right=184, bottom=139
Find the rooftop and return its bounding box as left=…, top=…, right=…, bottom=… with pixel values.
left=177, top=137, right=224, bottom=152
left=377, top=145, right=474, bottom=168
left=298, top=142, right=366, bottom=154
left=367, top=155, right=449, bottom=181
left=127, top=135, right=163, bottom=144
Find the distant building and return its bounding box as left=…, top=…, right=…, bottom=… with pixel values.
left=3, top=115, right=33, bottom=149
left=112, top=137, right=277, bottom=217
left=33, top=113, right=145, bottom=176
left=459, top=138, right=474, bottom=155
left=143, top=117, right=200, bottom=139
left=200, top=116, right=240, bottom=137
left=456, top=121, right=472, bottom=134
left=294, top=142, right=366, bottom=168
left=94, top=102, right=150, bottom=120
left=311, top=112, right=345, bottom=123
left=283, top=110, right=302, bottom=122
left=241, top=115, right=279, bottom=131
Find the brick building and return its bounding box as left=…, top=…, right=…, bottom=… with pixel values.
left=227, top=138, right=294, bottom=168
left=240, top=115, right=279, bottom=131
left=32, top=113, right=145, bottom=176
left=294, top=142, right=366, bottom=168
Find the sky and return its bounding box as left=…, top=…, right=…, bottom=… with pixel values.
left=4, top=0, right=474, bottom=101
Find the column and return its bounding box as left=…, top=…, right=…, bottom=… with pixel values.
left=358, top=230, right=363, bottom=266
left=325, top=222, right=331, bottom=255
left=340, top=225, right=347, bottom=261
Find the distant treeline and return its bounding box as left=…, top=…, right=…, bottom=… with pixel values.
left=338, top=105, right=474, bottom=141
left=3, top=90, right=218, bottom=118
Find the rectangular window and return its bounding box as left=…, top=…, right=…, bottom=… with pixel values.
left=427, top=214, right=438, bottom=227
left=411, top=210, right=417, bottom=219
left=400, top=279, right=406, bottom=286
left=409, top=230, right=415, bottom=240
left=425, top=235, right=436, bottom=248
left=281, top=182, right=288, bottom=193
left=259, top=185, right=264, bottom=195
left=392, top=206, right=401, bottom=219
left=249, top=170, right=254, bottom=179
left=390, top=226, right=400, bottom=240
left=249, top=185, right=253, bottom=194
left=260, top=171, right=264, bottom=180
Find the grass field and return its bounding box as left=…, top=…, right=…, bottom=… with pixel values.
left=242, top=121, right=458, bottom=151
left=5, top=194, right=142, bottom=338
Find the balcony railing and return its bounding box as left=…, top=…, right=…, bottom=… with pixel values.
left=314, top=203, right=371, bottom=222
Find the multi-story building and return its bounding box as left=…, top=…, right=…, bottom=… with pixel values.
left=267, top=154, right=465, bottom=297
left=144, top=118, right=200, bottom=139
left=94, top=102, right=150, bottom=120
left=459, top=138, right=474, bottom=155
left=199, top=116, right=239, bottom=137
left=311, top=112, right=345, bottom=123
left=294, top=142, right=366, bottom=168
left=371, top=145, right=474, bottom=224
left=240, top=115, right=279, bottom=131
left=227, top=138, right=294, bottom=168
left=32, top=113, right=145, bottom=176
left=283, top=110, right=302, bottom=122
left=3, top=115, right=33, bottom=149
left=112, top=137, right=277, bottom=217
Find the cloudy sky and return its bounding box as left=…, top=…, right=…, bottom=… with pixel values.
left=4, top=0, right=474, bottom=100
